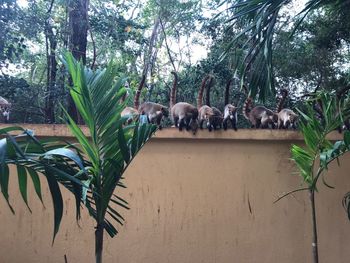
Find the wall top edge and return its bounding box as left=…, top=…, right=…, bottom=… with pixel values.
left=0, top=124, right=344, bottom=141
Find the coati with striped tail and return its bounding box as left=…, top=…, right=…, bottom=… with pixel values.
left=133, top=76, right=168, bottom=130
left=211, top=107, right=224, bottom=130
left=243, top=96, right=277, bottom=129
left=197, top=75, right=215, bottom=131
left=138, top=102, right=168, bottom=129
left=276, top=89, right=298, bottom=129
left=169, top=71, right=199, bottom=134
left=121, top=106, right=139, bottom=124
left=222, top=79, right=238, bottom=131
left=278, top=109, right=298, bottom=129
left=120, top=90, right=139, bottom=124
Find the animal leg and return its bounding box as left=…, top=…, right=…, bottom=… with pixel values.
left=179, top=118, right=185, bottom=131
left=174, top=117, right=179, bottom=127
left=200, top=119, right=204, bottom=129
left=223, top=118, right=228, bottom=130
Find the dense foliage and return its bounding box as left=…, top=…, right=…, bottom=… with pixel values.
left=0, top=0, right=349, bottom=127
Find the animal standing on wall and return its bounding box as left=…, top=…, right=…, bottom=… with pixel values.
left=197, top=75, right=215, bottom=131
left=121, top=90, right=140, bottom=124
left=276, top=89, right=298, bottom=129
left=211, top=107, right=224, bottom=130
left=223, top=79, right=238, bottom=131
left=138, top=102, right=168, bottom=129
left=0, top=97, right=11, bottom=123
left=121, top=106, right=139, bottom=124
left=132, top=76, right=168, bottom=130
left=243, top=96, right=277, bottom=129
left=169, top=71, right=199, bottom=134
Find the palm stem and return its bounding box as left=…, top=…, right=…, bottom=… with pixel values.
left=95, top=222, right=104, bottom=263
left=309, top=189, right=319, bottom=263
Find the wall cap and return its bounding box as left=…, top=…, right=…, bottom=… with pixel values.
left=0, top=124, right=344, bottom=141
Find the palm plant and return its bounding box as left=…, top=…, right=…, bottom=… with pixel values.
left=275, top=92, right=350, bottom=263
left=219, top=0, right=348, bottom=100
left=0, top=52, right=156, bottom=263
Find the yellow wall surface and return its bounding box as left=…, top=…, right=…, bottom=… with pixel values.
left=0, top=125, right=350, bottom=263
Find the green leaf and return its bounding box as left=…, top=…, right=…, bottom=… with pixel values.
left=0, top=163, right=14, bottom=213
left=44, top=148, right=86, bottom=171
left=118, top=126, right=130, bottom=163
left=45, top=169, right=63, bottom=244
left=17, top=165, right=31, bottom=212
left=131, top=123, right=139, bottom=157
left=344, top=131, right=350, bottom=147
left=27, top=167, right=43, bottom=204
left=0, top=126, right=24, bottom=135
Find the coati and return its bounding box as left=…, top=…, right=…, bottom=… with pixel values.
left=169, top=71, right=199, bottom=134
left=197, top=75, right=215, bottom=131
left=222, top=79, right=238, bottom=131
left=243, top=97, right=277, bottom=129
left=278, top=109, right=298, bottom=129
left=211, top=107, right=224, bottom=130
left=138, top=102, right=168, bottom=129
left=132, top=75, right=168, bottom=129
left=198, top=105, right=214, bottom=131
left=171, top=102, right=199, bottom=132
left=223, top=105, right=238, bottom=130
left=120, top=89, right=139, bottom=124
left=276, top=89, right=298, bottom=129
left=0, top=97, right=11, bottom=123
left=121, top=106, right=139, bottom=124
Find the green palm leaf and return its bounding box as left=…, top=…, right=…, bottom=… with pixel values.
left=0, top=52, right=157, bottom=262
left=219, top=0, right=347, bottom=100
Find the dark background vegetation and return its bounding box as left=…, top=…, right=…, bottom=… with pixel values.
left=1, top=0, right=349, bottom=127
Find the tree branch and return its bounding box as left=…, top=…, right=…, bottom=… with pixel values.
left=160, top=18, right=176, bottom=72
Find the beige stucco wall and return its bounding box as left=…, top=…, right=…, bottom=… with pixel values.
left=0, top=125, right=350, bottom=263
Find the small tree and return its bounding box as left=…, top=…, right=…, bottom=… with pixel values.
left=0, top=52, right=156, bottom=263
left=276, top=92, right=350, bottom=263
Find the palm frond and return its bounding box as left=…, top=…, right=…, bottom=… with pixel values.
left=220, top=0, right=343, bottom=100
left=62, top=52, right=157, bottom=237
left=0, top=52, right=157, bottom=245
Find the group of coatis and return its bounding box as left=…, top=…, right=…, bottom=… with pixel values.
left=121, top=73, right=298, bottom=134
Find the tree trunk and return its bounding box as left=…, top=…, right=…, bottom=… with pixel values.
left=147, top=35, right=163, bottom=101
left=136, top=16, right=161, bottom=105
left=68, top=0, right=89, bottom=124
left=44, top=2, right=57, bottom=123
left=160, top=18, right=176, bottom=72
left=45, top=29, right=57, bottom=123
left=309, top=189, right=319, bottom=263
left=95, top=223, right=104, bottom=263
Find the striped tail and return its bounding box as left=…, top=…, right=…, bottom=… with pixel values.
left=276, top=88, right=288, bottom=113
left=134, top=75, right=145, bottom=109
left=243, top=97, right=253, bottom=120
left=197, top=75, right=210, bottom=109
